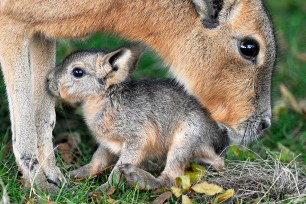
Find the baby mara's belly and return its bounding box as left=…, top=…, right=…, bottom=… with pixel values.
left=98, top=137, right=123, bottom=155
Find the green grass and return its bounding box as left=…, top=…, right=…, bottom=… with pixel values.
left=0, top=0, right=306, bottom=203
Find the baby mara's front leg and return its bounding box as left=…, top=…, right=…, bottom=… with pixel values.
left=70, top=145, right=115, bottom=179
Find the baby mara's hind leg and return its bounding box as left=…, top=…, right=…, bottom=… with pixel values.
left=119, top=150, right=187, bottom=190
left=70, top=145, right=116, bottom=179
left=120, top=143, right=189, bottom=190
left=119, top=121, right=207, bottom=190
left=196, top=146, right=225, bottom=172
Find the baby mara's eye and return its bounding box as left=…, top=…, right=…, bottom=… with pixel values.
left=238, top=38, right=260, bottom=63
left=72, top=67, right=86, bottom=78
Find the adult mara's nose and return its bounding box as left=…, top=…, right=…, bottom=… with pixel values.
left=259, top=117, right=271, bottom=131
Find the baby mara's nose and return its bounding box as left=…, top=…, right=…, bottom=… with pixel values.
left=46, top=72, right=54, bottom=83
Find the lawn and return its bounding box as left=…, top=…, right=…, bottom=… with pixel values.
left=0, top=0, right=305, bottom=203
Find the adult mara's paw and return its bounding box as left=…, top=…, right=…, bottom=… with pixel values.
left=18, top=153, right=66, bottom=193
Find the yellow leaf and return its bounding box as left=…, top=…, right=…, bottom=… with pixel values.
left=190, top=163, right=206, bottom=171
left=230, top=145, right=241, bottom=156
left=213, top=189, right=235, bottom=204
left=176, top=175, right=191, bottom=190
left=182, top=195, right=193, bottom=204
left=171, top=186, right=183, bottom=198
left=107, top=198, right=118, bottom=204
left=184, top=172, right=202, bottom=183
left=184, top=163, right=206, bottom=182
left=191, top=182, right=224, bottom=196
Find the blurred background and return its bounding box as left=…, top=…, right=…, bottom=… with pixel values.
left=0, top=0, right=305, bottom=200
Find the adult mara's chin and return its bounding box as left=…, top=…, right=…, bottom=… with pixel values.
left=232, top=112, right=272, bottom=145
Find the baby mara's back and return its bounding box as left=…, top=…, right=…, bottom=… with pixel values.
left=88, top=78, right=229, bottom=161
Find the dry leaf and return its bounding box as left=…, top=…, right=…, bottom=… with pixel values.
left=55, top=132, right=83, bottom=165
left=26, top=198, right=35, bottom=204
left=191, top=182, right=224, bottom=196
left=90, top=191, right=103, bottom=200
left=182, top=195, right=193, bottom=204
left=213, top=189, right=235, bottom=204
left=106, top=186, right=116, bottom=196
left=175, top=175, right=191, bottom=190
left=152, top=191, right=172, bottom=204
left=107, top=198, right=118, bottom=204
left=171, top=186, right=183, bottom=198
left=297, top=52, right=306, bottom=62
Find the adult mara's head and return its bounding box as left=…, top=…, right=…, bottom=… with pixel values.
left=120, top=0, right=276, bottom=145
left=185, top=0, right=277, bottom=144
left=166, top=0, right=277, bottom=144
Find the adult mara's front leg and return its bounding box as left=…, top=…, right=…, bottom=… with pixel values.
left=0, top=18, right=62, bottom=192
left=30, top=34, right=66, bottom=188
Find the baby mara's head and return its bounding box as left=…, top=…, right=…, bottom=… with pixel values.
left=47, top=44, right=145, bottom=103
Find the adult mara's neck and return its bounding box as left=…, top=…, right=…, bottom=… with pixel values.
left=101, top=1, right=200, bottom=64
left=34, top=1, right=200, bottom=72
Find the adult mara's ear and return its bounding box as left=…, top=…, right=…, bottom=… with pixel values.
left=96, top=43, right=146, bottom=85
left=192, top=0, right=224, bottom=29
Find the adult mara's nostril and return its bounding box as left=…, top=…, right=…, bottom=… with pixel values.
left=260, top=118, right=271, bottom=131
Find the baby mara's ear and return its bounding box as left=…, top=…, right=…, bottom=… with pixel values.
left=96, top=43, right=146, bottom=86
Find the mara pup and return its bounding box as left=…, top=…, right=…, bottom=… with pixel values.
left=47, top=44, right=233, bottom=190
left=0, top=0, right=276, bottom=190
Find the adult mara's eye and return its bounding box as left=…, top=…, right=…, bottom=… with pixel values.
left=238, top=38, right=260, bottom=63
left=72, top=67, right=85, bottom=78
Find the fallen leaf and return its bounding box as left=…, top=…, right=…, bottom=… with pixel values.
left=184, top=163, right=206, bottom=182
left=191, top=182, right=224, bottom=196
left=297, top=52, right=306, bottom=62
left=171, top=186, right=183, bottom=198
left=175, top=175, right=191, bottom=190
left=55, top=132, right=83, bottom=165
left=107, top=198, right=118, bottom=204
left=106, top=186, right=116, bottom=196
left=152, top=191, right=172, bottom=204
left=90, top=191, right=103, bottom=200
left=26, top=198, right=35, bottom=204
left=213, top=189, right=235, bottom=204
left=182, top=195, right=193, bottom=204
